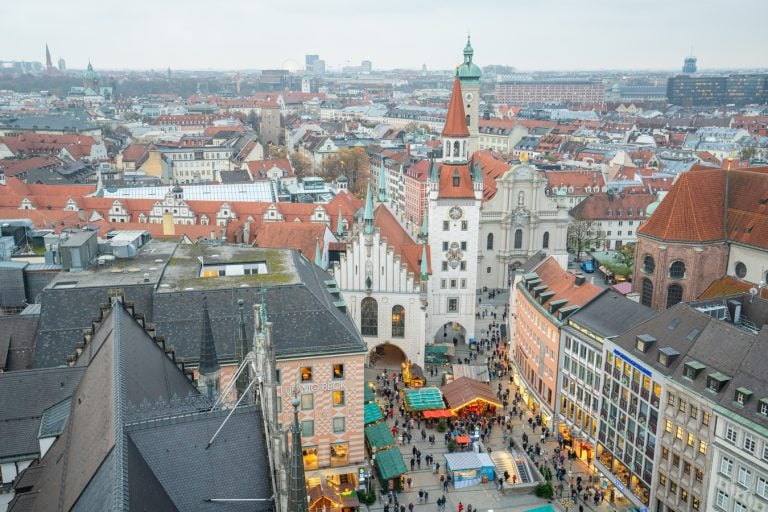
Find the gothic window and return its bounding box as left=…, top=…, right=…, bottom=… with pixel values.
left=361, top=297, right=378, bottom=336
left=487, top=233, right=494, bottom=250
left=641, top=278, right=653, bottom=307
left=543, top=231, right=550, bottom=249
left=669, top=261, right=686, bottom=279
left=445, top=141, right=450, bottom=156
left=666, top=284, right=683, bottom=309
left=643, top=255, right=655, bottom=274
left=453, top=141, right=460, bottom=157
left=466, top=114, right=470, bottom=127
left=514, top=229, right=523, bottom=249
left=391, top=305, right=405, bottom=338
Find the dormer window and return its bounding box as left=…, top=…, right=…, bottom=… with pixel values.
left=759, top=399, right=768, bottom=417
left=706, top=372, right=731, bottom=393
left=452, top=169, right=460, bottom=187
left=606, top=208, right=612, bottom=217
left=734, top=388, right=752, bottom=406
left=683, top=360, right=705, bottom=380
left=658, top=347, right=679, bottom=367
left=635, top=334, right=656, bottom=353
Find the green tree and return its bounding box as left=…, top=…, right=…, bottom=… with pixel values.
left=289, top=151, right=311, bottom=179
left=268, top=144, right=288, bottom=159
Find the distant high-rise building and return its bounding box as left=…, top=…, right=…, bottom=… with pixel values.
left=58, top=58, right=66, bottom=71
left=312, top=59, right=325, bottom=76
left=667, top=74, right=768, bottom=106
left=45, top=43, right=53, bottom=73
left=682, top=55, right=697, bottom=73
left=361, top=60, right=372, bottom=73
left=305, top=54, right=319, bottom=70
left=495, top=79, right=604, bottom=106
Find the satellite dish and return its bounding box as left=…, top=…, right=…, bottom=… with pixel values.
left=749, top=288, right=758, bottom=297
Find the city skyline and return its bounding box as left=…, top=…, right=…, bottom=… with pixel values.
left=2, top=0, right=767, bottom=72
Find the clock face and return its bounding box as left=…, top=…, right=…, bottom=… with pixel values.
left=464, top=92, right=474, bottom=102
left=449, top=206, right=463, bottom=220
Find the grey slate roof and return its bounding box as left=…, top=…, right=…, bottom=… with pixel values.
left=0, top=315, right=39, bottom=371
left=128, top=407, right=273, bottom=511
left=612, top=302, right=712, bottom=377
left=34, top=284, right=154, bottom=368
left=153, top=250, right=366, bottom=363
left=568, top=290, right=656, bottom=338
left=9, top=301, right=274, bottom=512
left=0, top=366, right=84, bottom=461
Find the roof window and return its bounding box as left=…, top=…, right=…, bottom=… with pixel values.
left=635, top=334, right=656, bottom=353
left=683, top=360, right=705, bottom=380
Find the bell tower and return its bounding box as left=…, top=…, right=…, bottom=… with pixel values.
left=427, top=77, right=480, bottom=346
left=456, top=37, right=481, bottom=155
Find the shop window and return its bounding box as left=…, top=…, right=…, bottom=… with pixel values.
left=303, top=446, right=319, bottom=470
left=330, top=442, right=349, bottom=467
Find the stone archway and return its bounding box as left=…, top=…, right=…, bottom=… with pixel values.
left=369, top=342, right=406, bottom=368
left=433, top=321, right=467, bottom=345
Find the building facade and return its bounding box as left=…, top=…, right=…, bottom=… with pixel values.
left=511, top=257, right=602, bottom=430
left=495, top=81, right=604, bottom=105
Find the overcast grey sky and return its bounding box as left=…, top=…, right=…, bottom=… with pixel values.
left=2, top=0, right=766, bottom=72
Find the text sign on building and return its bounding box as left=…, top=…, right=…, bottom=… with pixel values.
left=277, top=381, right=346, bottom=396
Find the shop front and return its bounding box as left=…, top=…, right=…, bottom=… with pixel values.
left=557, top=423, right=594, bottom=464
left=595, top=443, right=650, bottom=509
left=441, top=376, right=502, bottom=417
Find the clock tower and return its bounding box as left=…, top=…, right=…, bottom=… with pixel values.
left=427, top=78, right=483, bottom=345
left=456, top=36, right=481, bottom=155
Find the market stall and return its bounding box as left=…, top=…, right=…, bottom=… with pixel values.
left=374, top=446, right=408, bottom=492
left=443, top=452, right=496, bottom=489
left=364, top=383, right=376, bottom=404
left=424, top=344, right=454, bottom=366
left=364, top=402, right=384, bottom=426
left=365, top=422, right=396, bottom=454
left=449, top=364, right=490, bottom=384
left=441, top=376, right=502, bottom=416
left=402, top=387, right=446, bottom=415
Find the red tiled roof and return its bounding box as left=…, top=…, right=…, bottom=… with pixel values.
left=441, top=79, right=470, bottom=138
left=0, top=157, right=60, bottom=177
left=698, top=276, right=768, bottom=300
left=121, top=144, right=149, bottom=162
left=569, top=193, right=656, bottom=221
left=255, top=222, right=327, bottom=257
left=637, top=167, right=727, bottom=242
left=532, top=257, right=603, bottom=309
left=246, top=159, right=294, bottom=178
left=372, top=205, right=430, bottom=277
left=544, top=170, right=605, bottom=193
left=438, top=164, right=475, bottom=199
left=473, top=151, right=509, bottom=201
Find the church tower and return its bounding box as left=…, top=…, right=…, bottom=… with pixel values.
left=427, top=78, right=482, bottom=345
left=456, top=37, right=481, bottom=155
left=197, top=296, right=220, bottom=400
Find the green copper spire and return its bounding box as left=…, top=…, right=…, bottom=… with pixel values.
left=336, top=206, right=344, bottom=237
left=364, top=180, right=374, bottom=234
left=314, top=238, right=323, bottom=268
left=377, top=168, right=388, bottom=202
left=428, top=158, right=440, bottom=182
left=420, top=243, right=429, bottom=281
left=287, top=398, right=309, bottom=512
left=457, top=36, right=482, bottom=81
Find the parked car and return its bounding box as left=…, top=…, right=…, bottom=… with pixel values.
left=580, top=260, right=596, bottom=273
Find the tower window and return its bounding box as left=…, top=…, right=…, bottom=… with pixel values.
left=453, top=141, right=460, bottom=157
left=453, top=169, right=460, bottom=187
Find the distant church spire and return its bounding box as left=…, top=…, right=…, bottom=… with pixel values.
left=314, top=238, right=324, bottom=268
left=45, top=43, right=53, bottom=73
left=420, top=243, right=429, bottom=282
left=198, top=295, right=220, bottom=400
left=377, top=167, right=388, bottom=202
left=364, top=180, right=374, bottom=234
left=336, top=206, right=344, bottom=237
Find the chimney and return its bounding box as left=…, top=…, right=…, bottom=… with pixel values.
left=574, top=273, right=586, bottom=286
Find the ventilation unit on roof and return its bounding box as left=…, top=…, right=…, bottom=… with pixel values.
left=695, top=304, right=728, bottom=321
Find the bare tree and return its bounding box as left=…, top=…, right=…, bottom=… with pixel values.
left=567, top=215, right=606, bottom=262
left=289, top=151, right=311, bottom=179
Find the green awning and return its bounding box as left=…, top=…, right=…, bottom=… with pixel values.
left=403, top=387, right=445, bottom=411
left=375, top=447, right=407, bottom=481
left=365, top=422, right=395, bottom=450
left=364, top=384, right=375, bottom=404
left=364, top=402, right=384, bottom=425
